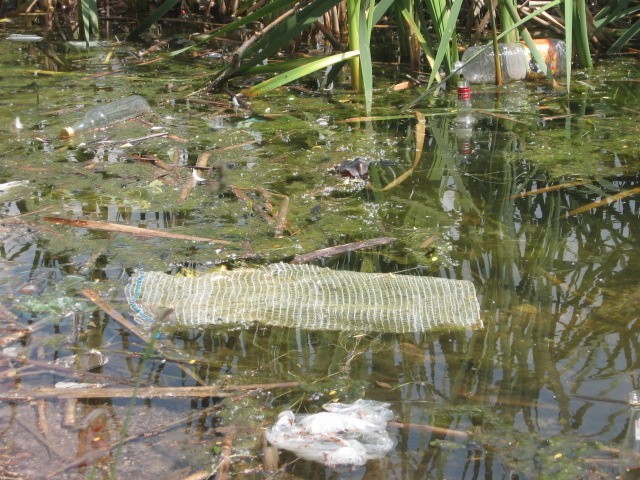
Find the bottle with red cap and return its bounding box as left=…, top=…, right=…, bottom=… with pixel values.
left=455, top=80, right=476, bottom=128
left=454, top=80, right=475, bottom=162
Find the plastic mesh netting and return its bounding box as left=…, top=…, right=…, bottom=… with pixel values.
left=125, top=263, right=481, bottom=333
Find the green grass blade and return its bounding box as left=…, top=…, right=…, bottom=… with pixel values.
left=80, top=0, right=99, bottom=41
left=170, top=0, right=299, bottom=56
left=425, top=0, right=463, bottom=91
left=401, top=9, right=440, bottom=83
left=564, top=0, right=573, bottom=91
left=575, top=0, right=593, bottom=68
left=126, top=0, right=182, bottom=41
left=499, top=0, right=518, bottom=42
left=595, top=5, right=640, bottom=32
left=358, top=0, right=373, bottom=112
left=242, top=50, right=360, bottom=96
left=372, top=0, right=396, bottom=24
left=347, top=0, right=362, bottom=91
left=243, top=57, right=326, bottom=75
left=607, top=18, right=640, bottom=53
left=594, top=0, right=633, bottom=24
left=239, top=0, right=343, bottom=72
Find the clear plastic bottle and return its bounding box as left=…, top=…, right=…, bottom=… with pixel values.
left=620, top=390, right=640, bottom=480
left=60, top=95, right=151, bottom=138
left=458, top=39, right=566, bottom=84
left=454, top=80, right=476, bottom=128
left=456, top=127, right=473, bottom=163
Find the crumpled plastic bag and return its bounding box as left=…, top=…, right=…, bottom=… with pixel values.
left=265, top=399, right=395, bottom=467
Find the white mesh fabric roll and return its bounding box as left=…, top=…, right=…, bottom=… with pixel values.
left=125, top=263, right=481, bottom=333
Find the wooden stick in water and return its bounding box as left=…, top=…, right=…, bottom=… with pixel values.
left=274, top=194, right=289, bottom=238
left=510, top=179, right=587, bottom=199
left=568, top=186, right=640, bottom=216
left=389, top=421, right=471, bottom=441
left=43, top=216, right=231, bottom=244
left=0, top=382, right=301, bottom=401
left=82, top=289, right=151, bottom=343
left=180, top=151, right=210, bottom=201
left=291, top=237, right=397, bottom=264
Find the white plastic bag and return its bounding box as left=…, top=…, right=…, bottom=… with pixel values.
left=265, top=399, right=395, bottom=467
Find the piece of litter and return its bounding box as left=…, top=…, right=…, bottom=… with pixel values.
left=55, top=381, right=105, bottom=389
left=7, top=34, right=43, bottom=42
left=266, top=399, right=395, bottom=467
left=0, top=181, right=29, bottom=192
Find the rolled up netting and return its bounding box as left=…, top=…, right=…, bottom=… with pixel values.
left=125, top=263, right=481, bottom=333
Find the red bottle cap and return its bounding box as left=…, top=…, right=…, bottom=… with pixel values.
left=457, top=85, right=471, bottom=100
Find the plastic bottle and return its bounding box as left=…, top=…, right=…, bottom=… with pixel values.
left=620, top=390, right=640, bottom=480
left=454, top=80, right=475, bottom=162
left=60, top=95, right=151, bottom=138
left=458, top=39, right=566, bottom=84
left=456, top=127, right=473, bottom=162
left=455, top=80, right=476, bottom=128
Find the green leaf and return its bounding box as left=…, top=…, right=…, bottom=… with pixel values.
left=244, top=57, right=326, bottom=75
left=607, top=18, right=640, bottom=53
left=401, top=9, right=441, bottom=83
left=372, top=0, right=396, bottom=25
left=169, top=0, right=298, bottom=57
left=347, top=0, right=362, bottom=91
left=242, top=50, right=360, bottom=96
left=565, top=0, right=573, bottom=91
left=358, top=0, right=374, bottom=112
left=126, top=0, right=182, bottom=41
left=575, top=0, right=593, bottom=68
left=80, top=0, right=99, bottom=41
left=238, top=0, right=343, bottom=73
left=425, top=0, right=463, bottom=92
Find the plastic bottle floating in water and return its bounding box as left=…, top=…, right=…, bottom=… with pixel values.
left=60, top=95, right=151, bottom=138
left=457, top=39, right=566, bottom=84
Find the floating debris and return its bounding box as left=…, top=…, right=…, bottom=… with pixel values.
left=0, top=180, right=29, bottom=192
left=266, top=399, right=396, bottom=467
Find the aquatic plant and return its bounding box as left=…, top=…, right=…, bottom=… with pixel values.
left=3, top=0, right=637, bottom=109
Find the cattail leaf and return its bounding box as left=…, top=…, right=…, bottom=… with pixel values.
left=242, top=51, right=360, bottom=96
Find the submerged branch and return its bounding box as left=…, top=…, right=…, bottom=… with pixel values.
left=291, top=237, right=398, bottom=264
left=81, top=289, right=150, bottom=343
left=180, top=151, right=211, bottom=201
left=0, top=382, right=301, bottom=401
left=380, top=111, right=426, bottom=191
left=568, top=186, right=640, bottom=216
left=510, top=179, right=587, bottom=199
left=43, top=216, right=232, bottom=244
left=389, top=421, right=471, bottom=441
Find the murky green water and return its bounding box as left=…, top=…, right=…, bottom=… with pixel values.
left=0, top=33, right=638, bottom=479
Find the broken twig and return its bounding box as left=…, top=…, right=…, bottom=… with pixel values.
left=510, top=179, right=587, bottom=199
left=389, top=421, right=471, bottom=441
left=81, top=289, right=150, bottom=343
left=180, top=151, right=211, bottom=201
left=291, top=237, right=398, bottom=264
left=1, top=381, right=301, bottom=401
left=568, top=187, right=640, bottom=216
left=43, top=216, right=231, bottom=244
left=381, top=111, right=426, bottom=191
